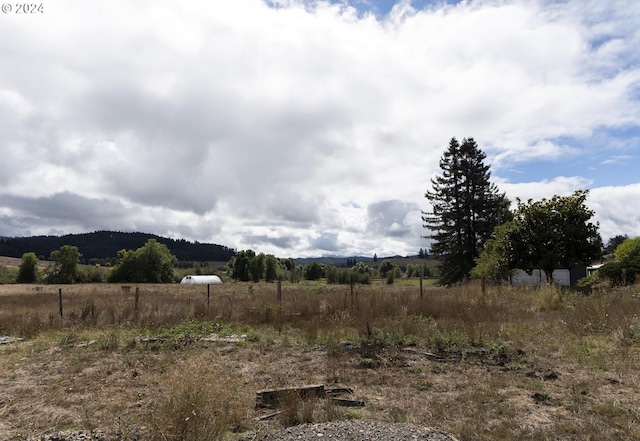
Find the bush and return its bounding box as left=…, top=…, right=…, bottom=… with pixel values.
left=16, top=252, right=39, bottom=283
left=406, top=263, right=431, bottom=278
left=378, top=260, right=394, bottom=278
left=386, top=271, right=394, bottom=285
left=598, top=242, right=640, bottom=286
left=304, top=262, right=324, bottom=281
left=576, top=274, right=597, bottom=294
left=598, top=262, right=624, bottom=286
left=85, top=264, right=107, bottom=283
left=0, top=265, right=17, bottom=284
left=326, top=266, right=370, bottom=285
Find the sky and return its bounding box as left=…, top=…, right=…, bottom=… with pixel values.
left=1, top=0, right=639, bottom=258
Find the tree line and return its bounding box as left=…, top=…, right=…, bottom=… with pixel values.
left=0, top=231, right=235, bottom=264
left=12, top=238, right=435, bottom=285
left=15, top=239, right=179, bottom=284
left=422, top=136, right=639, bottom=287
left=226, top=251, right=432, bottom=285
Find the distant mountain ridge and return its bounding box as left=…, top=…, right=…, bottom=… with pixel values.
left=0, top=231, right=235, bottom=263
left=293, top=256, right=375, bottom=266
left=293, top=255, right=424, bottom=267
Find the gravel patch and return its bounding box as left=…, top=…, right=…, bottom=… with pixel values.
left=29, top=429, right=112, bottom=441
left=242, top=420, right=459, bottom=441
left=28, top=420, right=458, bottom=441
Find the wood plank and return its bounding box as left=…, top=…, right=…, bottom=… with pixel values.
left=256, top=384, right=326, bottom=408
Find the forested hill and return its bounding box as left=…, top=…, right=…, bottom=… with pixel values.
left=0, top=231, right=235, bottom=263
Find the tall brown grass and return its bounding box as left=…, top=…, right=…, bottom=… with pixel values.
left=2, top=280, right=640, bottom=440
left=2, top=281, right=640, bottom=347
left=147, top=356, right=251, bottom=441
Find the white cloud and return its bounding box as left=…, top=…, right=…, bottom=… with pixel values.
left=0, top=0, right=639, bottom=257
left=497, top=176, right=594, bottom=204
left=601, top=155, right=634, bottom=166
left=590, top=184, right=640, bottom=241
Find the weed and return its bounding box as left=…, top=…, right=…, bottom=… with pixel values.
left=356, top=355, right=378, bottom=369
left=389, top=406, right=410, bottom=423
left=95, top=328, right=120, bottom=352
left=123, top=335, right=137, bottom=351
left=426, top=329, right=469, bottom=353
left=158, top=317, right=226, bottom=340
left=148, top=357, right=250, bottom=441
left=533, top=286, right=564, bottom=311
left=278, top=390, right=302, bottom=427
left=58, top=328, right=80, bottom=347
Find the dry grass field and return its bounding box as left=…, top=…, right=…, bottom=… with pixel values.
left=1, top=280, right=639, bottom=440
left=0, top=257, right=51, bottom=271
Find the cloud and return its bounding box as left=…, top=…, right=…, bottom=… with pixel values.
left=1, top=0, right=639, bottom=257
left=491, top=140, right=582, bottom=170
left=601, top=155, right=634, bottom=166
left=590, top=183, right=640, bottom=241
left=496, top=176, right=594, bottom=204
left=367, top=200, right=420, bottom=238
left=0, top=192, right=129, bottom=229
left=242, top=234, right=301, bottom=250
left=312, top=232, right=341, bottom=252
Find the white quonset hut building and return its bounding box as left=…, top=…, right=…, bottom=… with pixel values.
left=180, top=275, right=223, bottom=285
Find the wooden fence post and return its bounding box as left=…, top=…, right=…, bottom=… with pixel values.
left=277, top=280, right=282, bottom=305
left=350, top=278, right=354, bottom=309
left=134, top=287, right=140, bottom=312
left=58, top=288, right=63, bottom=318
left=420, top=275, right=423, bottom=300
left=207, top=284, right=211, bottom=310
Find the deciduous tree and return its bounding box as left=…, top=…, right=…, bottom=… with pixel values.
left=506, top=190, right=602, bottom=283
left=46, top=245, right=82, bottom=284
left=108, top=239, right=176, bottom=283
left=16, top=252, right=39, bottom=283
left=614, top=237, right=640, bottom=262
left=303, top=262, right=323, bottom=280
left=377, top=259, right=394, bottom=278
left=227, top=250, right=255, bottom=282
left=249, top=253, right=266, bottom=282
left=264, top=254, right=279, bottom=282
left=470, top=223, right=515, bottom=283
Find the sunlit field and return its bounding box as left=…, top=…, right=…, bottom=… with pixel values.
left=1, top=280, right=639, bottom=440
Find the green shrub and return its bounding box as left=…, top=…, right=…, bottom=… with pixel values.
left=386, top=271, right=394, bottom=284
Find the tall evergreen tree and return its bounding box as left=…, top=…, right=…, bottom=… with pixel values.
left=423, top=137, right=511, bottom=285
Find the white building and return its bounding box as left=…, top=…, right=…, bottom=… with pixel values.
left=180, top=275, right=222, bottom=285
left=510, top=265, right=588, bottom=287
